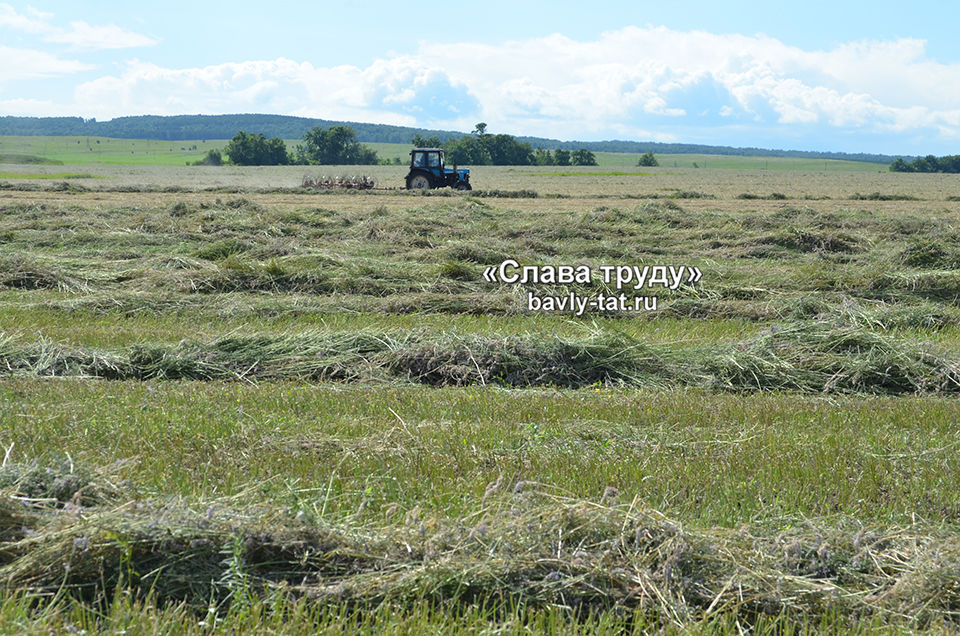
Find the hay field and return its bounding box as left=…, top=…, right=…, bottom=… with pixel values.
left=1, top=165, right=960, bottom=632
left=1, top=160, right=950, bottom=198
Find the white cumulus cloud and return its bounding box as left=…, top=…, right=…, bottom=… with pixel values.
left=0, top=3, right=157, bottom=49
left=4, top=24, right=960, bottom=152
left=0, top=45, right=93, bottom=81
left=71, top=57, right=476, bottom=127
left=46, top=20, right=158, bottom=49
left=0, top=3, right=49, bottom=33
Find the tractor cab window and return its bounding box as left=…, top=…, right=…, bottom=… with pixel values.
left=427, top=153, right=441, bottom=168
left=412, top=152, right=426, bottom=167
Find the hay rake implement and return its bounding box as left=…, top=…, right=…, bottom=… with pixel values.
left=301, top=175, right=396, bottom=190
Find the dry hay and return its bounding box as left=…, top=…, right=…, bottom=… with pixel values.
left=0, top=461, right=957, bottom=629
left=3, top=322, right=960, bottom=394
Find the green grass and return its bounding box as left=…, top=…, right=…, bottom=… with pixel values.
left=8, top=379, right=957, bottom=523
left=1, top=136, right=887, bottom=171
left=0, top=135, right=229, bottom=165
left=1, top=381, right=959, bottom=631
left=0, top=136, right=396, bottom=167
left=0, top=594, right=787, bottom=635
left=0, top=153, right=63, bottom=165
left=365, top=141, right=413, bottom=162
left=0, top=305, right=754, bottom=348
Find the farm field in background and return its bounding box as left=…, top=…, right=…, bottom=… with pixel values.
left=1, top=164, right=960, bottom=632
left=1, top=135, right=886, bottom=171
left=0, top=163, right=952, bottom=201
left=0, top=134, right=225, bottom=165
left=359, top=143, right=884, bottom=170
left=578, top=152, right=883, bottom=170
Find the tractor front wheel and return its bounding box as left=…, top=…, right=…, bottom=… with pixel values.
left=407, top=174, right=432, bottom=190
left=455, top=182, right=472, bottom=191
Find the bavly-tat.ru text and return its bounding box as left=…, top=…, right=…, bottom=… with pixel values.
left=481, top=260, right=703, bottom=316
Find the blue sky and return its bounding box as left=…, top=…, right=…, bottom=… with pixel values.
left=2, top=1, right=959, bottom=154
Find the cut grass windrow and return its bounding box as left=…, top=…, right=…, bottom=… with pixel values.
left=3, top=322, right=959, bottom=394
left=0, top=460, right=957, bottom=630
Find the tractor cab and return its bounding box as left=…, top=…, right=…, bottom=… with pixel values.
left=405, top=148, right=471, bottom=190
left=411, top=148, right=442, bottom=171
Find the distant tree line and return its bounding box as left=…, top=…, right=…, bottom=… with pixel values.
left=0, top=115, right=902, bottom=164
left=412, top=123, right=597, bottom=166
left=219, top=126, right=379, bottom=165
left=889, top=154, right=960, bottom=173
left=223, top=121, right=602, bottom=166
left=515, top=137, right=897, bottom=164
left=0, top=115, right=459, bottom=145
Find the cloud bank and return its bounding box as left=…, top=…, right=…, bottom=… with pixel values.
left=1, top=20, right=958, bottom=152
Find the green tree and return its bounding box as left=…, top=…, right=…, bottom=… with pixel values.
left=485, top=134, right=534, bottom=165
left=443, top=135, right=491, bottom=165
left=940, top=155, right=960, bottom=173
left=571, top=149, right=597, bottom=166
left=913, top=155, right=939, bottom=172
left=554, top=149, right=571, bottom=166
left=533, top=147, right=554, bottom=166
left=411, top=134, right=442, bottom=147
left=890, top=154, right=960, bottom=174
left=224, top=131, right=290, bottom=165
left=889, top=158, right=912, bottom=172
left=261, top=137, right=290, bottom=165
left=192, top=149, right=223, bottom=166
left=297, top=126, right=379, bottom=164
left=437, top=125, right=538, bottom=166
left=637, top=151, right=659, bottom=167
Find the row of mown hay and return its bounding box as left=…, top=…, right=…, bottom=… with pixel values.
left=2, top=322, right=960, bottom=394
left=0, top=461, right=957, bottom=629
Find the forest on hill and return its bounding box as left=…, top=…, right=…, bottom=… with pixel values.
left=0, top=114, right=901, bottom=163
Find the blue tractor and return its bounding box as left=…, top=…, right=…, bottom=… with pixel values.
left=405, top=148, right=471, bottom=190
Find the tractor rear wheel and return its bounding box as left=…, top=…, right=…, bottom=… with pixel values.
left=408, top=174, right=432, bottom=190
